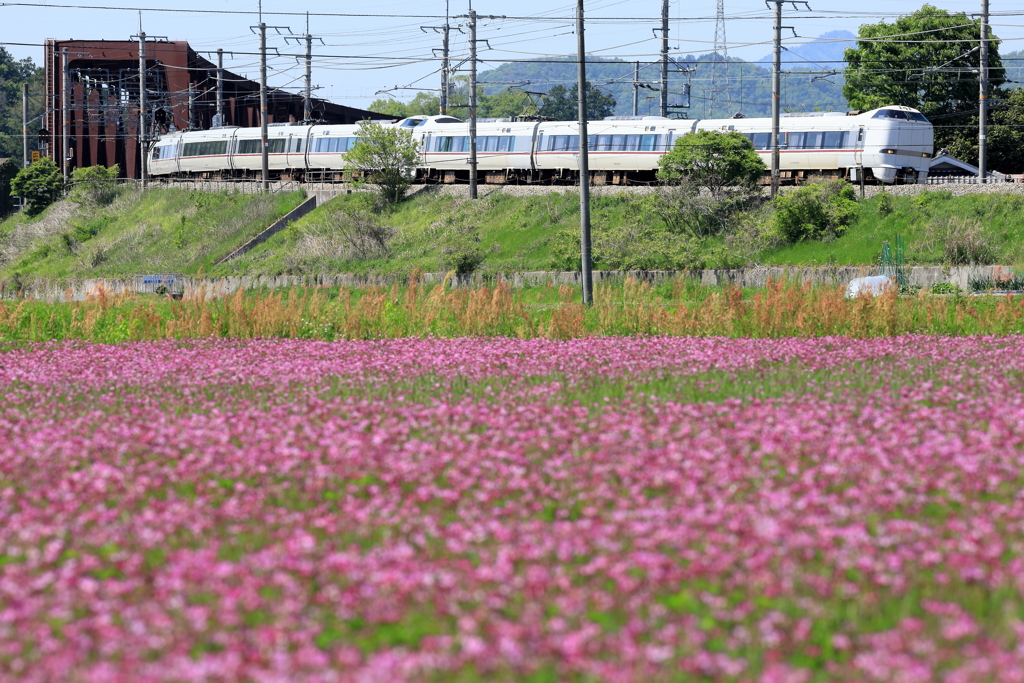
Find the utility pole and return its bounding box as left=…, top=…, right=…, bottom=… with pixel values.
left=22, top=83, right=29, bottom=168
left=979, top=0, right=989, bottom=184
left=633, top=61, right=641, bottom=116
left=468, top=8, right=478, bottom=198
left=130, top=24, right=165, bottom=187
left=577, top=0, right=593, bottom=306
left=188, top=81, right=196, bottom=130
left=62, top=48, right=70, bottom=185
left=423, top=1, right=454, bottom=115
left=259, top=23, right=269, bottom=190
left=285, top=15, right=324, bottom=123
left=660, top=0, right=669, bottom=117
left=215, top=48, right=224, bottom=125
left=770, top=3, right=780, bottom=197
left=766, top=1, right=806, bottom=198
left=302, top=33, right=313, bottom=121
left=440, top=23, right=451, bottom=115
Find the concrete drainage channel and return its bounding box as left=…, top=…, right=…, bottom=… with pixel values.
left=2, top=265, right=1018, bottom=303
left=213, top=196, right=319, bottom=265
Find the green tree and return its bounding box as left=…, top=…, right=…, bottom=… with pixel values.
left=478, top=89, right=535, bottom=119
left=345, top=120, right=420, bottom=205
left=843, top=5, right=1005, bottom=119
left=0, top=48, right=44, bottom=159
left=941, top=87, right=1024, bottom=174
left=0, top=157, right=21, bottom=216
left=656, top=131, right=765, bottom=239
left=11, top=156, right=63, bottom=216
left=367, top=92, right=442, bottom=119
left=658, top=130, right=765, bottom=195
left=538, top=82, right=617, bottom=121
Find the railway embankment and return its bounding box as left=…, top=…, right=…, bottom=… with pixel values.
left=3, top=181, right=1024, bottom=291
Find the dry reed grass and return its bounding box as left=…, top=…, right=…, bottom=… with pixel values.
left=2, top=273, right=1024, bottom=343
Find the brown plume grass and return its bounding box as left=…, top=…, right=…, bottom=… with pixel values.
left=1, top=272, right=1023, bottom=343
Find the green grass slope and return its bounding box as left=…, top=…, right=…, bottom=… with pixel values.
left=0, top=187, right=306, bottom=281
left=4, top=186, right=1023, bottom=282
left=765, top=190, right=1024, bottom=268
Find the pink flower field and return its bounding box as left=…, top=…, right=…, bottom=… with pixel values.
left=3, top=336, right=1024, bottom=682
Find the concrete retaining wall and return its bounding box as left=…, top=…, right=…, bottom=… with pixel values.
left=1, top=265, right=1012, bottom=302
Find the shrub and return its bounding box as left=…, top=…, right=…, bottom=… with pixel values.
left=931, top=282, right=959, bottom=294
left=914, top=216, right=997, bottom=266
left=70, top=164, right=120, bottom=206
left=10, top=157, right=64, bottom=217
left=345, top=120, right=420, bottom=206
left=876, top=191, right=894, bottom=217
left=771, top=180, right=858, bottom=243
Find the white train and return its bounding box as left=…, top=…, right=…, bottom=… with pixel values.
left=149, top=106, right=933, bottom=185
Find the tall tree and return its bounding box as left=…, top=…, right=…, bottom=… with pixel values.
left=345, top=120, right=420, bottom=205
left=538, top=82, right=617, bottom=121
left=843, top=5, right=1005, bottom=119
left=943, top=87, right=1024, bottom=174
left=0, top=48, right=44, bottom=160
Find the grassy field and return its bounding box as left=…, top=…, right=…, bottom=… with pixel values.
left=3, top=186, right=1023, bottom=282
left=3, top=277, right=1024, bottom=343
left=0, top=187, right=306, bottom=281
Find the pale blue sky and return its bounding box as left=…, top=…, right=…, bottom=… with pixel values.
left=3, top=0, right=1020, bottom=109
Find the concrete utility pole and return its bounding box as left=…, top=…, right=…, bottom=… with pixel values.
left=259, top=22, right=269, bottom=191
left=22, top=83, right=29, bottom=168
left=633, top=61, right=641, bottom=116
left=215, top=48, right=224, bottom=125
left=440, top=23, right=451, bottom=114
left=660, top=0, right=669, bottom=117
left=422, top=1, right=453, bottom=115
left=62, top=48, right=70, bottom=185
left=188, top=81, right=196, bottom=130
left=770, top=3, right=780, bottom=197
left=979, top=0, right=989, bottom=183
left=577, top=0, right=593, bottom=306
left=468, top=8, right=478, bottom=198
left=302, top=34, right=313, bottom=121
left=285, top=16, right=323, bottom=123
left=765, top=1, right=806, bottom=198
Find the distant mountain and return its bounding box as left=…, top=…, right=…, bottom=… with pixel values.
left=478, top=50, right=849, bottom=119
left=757, top=30, right=855, bottom=71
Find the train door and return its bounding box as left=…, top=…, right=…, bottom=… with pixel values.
left=854, top=126, right=864, bottom=181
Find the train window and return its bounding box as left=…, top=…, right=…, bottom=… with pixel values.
left=436, top=136, right=467, bottom=152
left=789, top=132, right=805, bottom=149
left=182, top=140, right=228, bottom=157
left=269, top=138, right=287, bottom=154
left=872, top=109, right=910, bottom=120
left=777, top=133, right=788, bottom=149
left=557, top=136, right=579, bottom=151
left=749, top=133, right=770, bottom=150
left=291, top=138, right=304, bottom=153
left=237, top=139, right=260, bottom=154
left=804, top=132, right=823, bottom=149
left=640, top=135, right=657, bottom=152
left=908, top=111, right=929, bottom=122
left=611, top=135, right=626, bottom=151
left=496, top=136, right=512, bottom=152
left=823, top=131, right=845, bottom=149
left=594, top=135, right=610, bottom=151
left=625, top=135, right=641, bottom=151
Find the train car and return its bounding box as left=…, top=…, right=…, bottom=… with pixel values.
left=149, top=105, right=933, bottom=185
left=416, top=116, right=541, bottom=184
